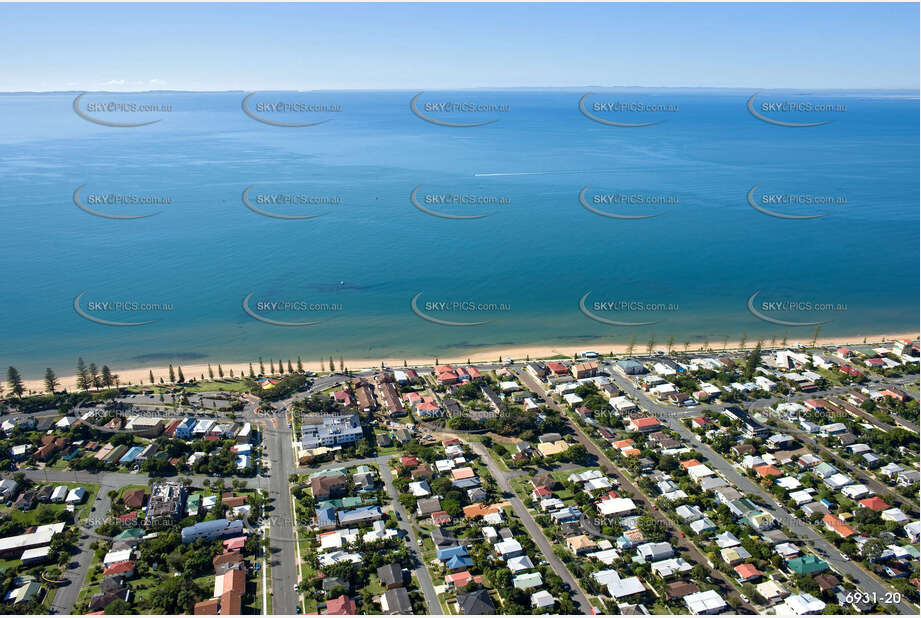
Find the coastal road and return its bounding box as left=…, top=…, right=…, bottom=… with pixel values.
left=377, top=457, right=442, bottom=615
left=259, top=414, right=300, bottom=615
left=467, top=441, right=594, bottom=615
left=605, top=371, right=918, bottom=615
left=290, top=453, right=442, bottom=614
left=47, top=477, right=116, bottom=614
left=516, top=370, right=756, bottom=614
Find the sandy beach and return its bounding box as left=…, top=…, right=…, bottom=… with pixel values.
left=15, top=332, right=917, bottom=395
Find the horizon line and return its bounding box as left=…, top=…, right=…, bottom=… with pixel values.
left=2, top=86, right=921, bottom=95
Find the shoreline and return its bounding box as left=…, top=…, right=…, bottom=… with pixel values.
left=15, top=332, right=917, bottom=394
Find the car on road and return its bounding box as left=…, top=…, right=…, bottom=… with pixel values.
left=840, top=552, right=850, bottom=561
left=292, top=584, right=298, bottom=591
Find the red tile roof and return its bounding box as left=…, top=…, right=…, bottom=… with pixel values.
left=102, top=561, right=136, bottom=576
left=326, top=594, right=356, bottom=615
left=859, top=496, right=890, bottom=511
left=735, top=563, right=763, bottom=580
left=822, top=513, right=857, bottom=538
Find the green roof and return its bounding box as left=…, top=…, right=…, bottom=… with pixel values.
left=787, top=554, right=829, bottom=575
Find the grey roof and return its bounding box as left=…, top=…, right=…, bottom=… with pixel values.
left=457, top=589, right=495, bottom=615
left=383, top=587, right=413, bottom=614
left=377, top=563, right=403, bottom=588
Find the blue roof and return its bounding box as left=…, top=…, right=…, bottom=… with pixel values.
left=119, top=446, right=144, bottom=464
left=317, top=507, right=336, bottom=527
left=446, top=555, right=474, bottom=569
left=180, top=518, right=243, bottom=541
left=337, top=505, right=382, bottom=524
left=437, top=545, right=469, bottom=561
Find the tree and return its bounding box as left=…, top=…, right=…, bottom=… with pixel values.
left=44, top=368, right=59, bottom=394
left=76, top=357, right=90, bottom=390
left=104, top=599, right=133, bottom=614
left=811, top=325, right=822, bottom=348
left=85, top=362, right=100, bottom=388
left=217, top=364, right=224, bottom=378
left=270, top=360, right=275, bottom=374
left=146, top=574, right=205, bottom=614
left=297, top=356, right=303, bottom=372
left=646, top=334, right=656, bottom=354
left=259, top=357, right=265, bottom=374
left=177, top=366, right=185, bottom=383
left=168, top=364, right=176, bottom=383
left=626, top=335, right=636, bottom=355
left=208, top=364, right=214, bottom=380
left=287, top=360, right=294, bottom=373
left=860, top=537, right=886, bottom=562
left=249, top=363, right=255, bottom=379
left=149, top=370, right=155, bottom=384
left=666, top=335, right=675, bottom=354
left=101, top=365, right=113, bottom=388
left=6, top=366, right=24, bottom=398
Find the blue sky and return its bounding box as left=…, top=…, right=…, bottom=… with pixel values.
left=1, top=2, right=917, bottom=91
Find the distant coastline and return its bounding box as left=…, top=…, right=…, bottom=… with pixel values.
left=16, top=331, right=917, bottom=394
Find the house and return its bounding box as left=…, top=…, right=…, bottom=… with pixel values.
left=531, top=590, right=555, bottom=609
left=507, top=555, right=535, bottom=573
left=665, top=580, right=700, bottom=601
left=494, top=538, right=524, bottom=560
left=781, top=593, right=826, bottom=615
left=326, top=593, right=357, bottom=615
left=756, top=580, right=790, bottom=604
left=735, top=563, right=763, bottom=582
left=456, top=588, right=495, bottom=615
left=593, top=570, right=646, bottom=599
left=683, top=589, right=726, bottom=614
left=64, top=486, right=86, bottom=504
left=627, top=417, right=662, bottom=432
left=376, top=563, right=404, bottom=590
left=380, top=587, right=412, bottom=615
left=787, top=555, right=828, bottom=575
left=652, top=557, right=693, bottom=578
left=445, top=571, right=479, bottom=589
left=512, top=571, right=543, bottom=590
left=416, top=498, right=442, bottom=517
left=637, top=542, right=673, bottom=562
left=565, top=535, right=597, bottom=555
left=822, top=514, right=857, bottom=538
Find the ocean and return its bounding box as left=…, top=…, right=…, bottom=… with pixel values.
left=0, top=89, right=917, bottom=377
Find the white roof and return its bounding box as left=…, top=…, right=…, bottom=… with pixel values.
left=20, top=546, right=51, bottom=561
left=103, top=548, right=133, bottom=566
left=586, top=548, right=620, bottom=565
left=408, top=481, right=431, bottom=497
left=882, top=508, right=909, bottom=523
left=65, top=487, right=86, bottom=502
left=507, top=555, right=535, bottom=572
left=495, top=538, right=523, bottom=556
left=531, top=590, right=555, bottom=608
left=687, top=464, right=714, bottom=480
left=685, top=589, right=726, bottom=614
left=0, top=524, right=64, bottom=554
left=782, top=593, right=826, bottom=615
left=593, top=570, right=645, bottom=598
left=598, top=497, right=636, bottom=516
left=319, top=528, right=359, bottom=550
